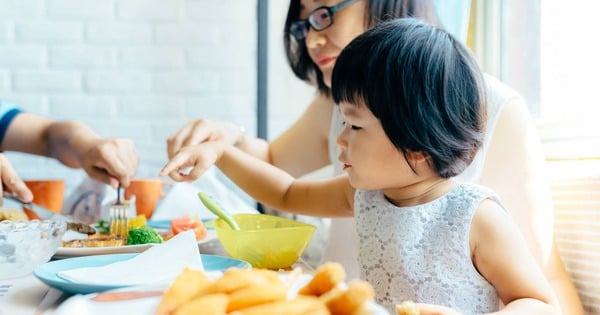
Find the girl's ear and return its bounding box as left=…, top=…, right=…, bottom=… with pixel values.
left=406, top=150, right=431, bottom=170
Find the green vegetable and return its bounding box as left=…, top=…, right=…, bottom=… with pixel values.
left=95, top=219, right=110, bottom=234
left=127, top=226, right=163, bottom=245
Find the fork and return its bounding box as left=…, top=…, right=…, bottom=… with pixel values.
left=109, top=185, right=130, bottom=238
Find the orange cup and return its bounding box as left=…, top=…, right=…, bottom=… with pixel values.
left=24, top=179, right=66, bottom=214
left=124, top=179, right=164, bottom=219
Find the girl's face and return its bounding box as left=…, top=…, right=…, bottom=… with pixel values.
left=298, top=0, right=366, bottom=87
left=336, top=102, right=417, bottom=191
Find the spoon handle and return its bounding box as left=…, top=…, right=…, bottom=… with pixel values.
left=198, top=192, right=240, bottom=231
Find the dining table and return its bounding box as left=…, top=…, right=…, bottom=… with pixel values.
left=0, top=238, right=315, bottom=315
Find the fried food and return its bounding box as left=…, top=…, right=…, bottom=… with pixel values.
left=320, top=280, right=375, bottom=315
left=299, top=262, right=346, bottom=297
left=155, top=263, right=380, bottom=315
left=396, top=300, right=419, bottom=315
left=172, top=293, right=228, bottom=315
left=232, top=296, right=330, bottom=315
left=156, top=268, right=213, bottom=315
left=0, top=208, right=28, bottom=221
left=208, top=268, right=281, bottom=294
left=61, top=236, right=126, bottom=248
left=226, top=281, right=288, bottom=312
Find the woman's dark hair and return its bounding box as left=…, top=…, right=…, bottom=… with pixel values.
left=331, top=18, right=486, bottom=178
left=284, top=0, right=442, bottom=94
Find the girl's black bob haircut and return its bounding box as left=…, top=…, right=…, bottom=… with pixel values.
left=284, top=0, right=441, bottom=95
left=332, top=18, right=486, bottom=178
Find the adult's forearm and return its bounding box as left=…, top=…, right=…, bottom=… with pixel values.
left=44, top=121, right=102, bottom=169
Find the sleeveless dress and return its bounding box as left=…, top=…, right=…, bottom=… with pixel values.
left=355, top=184, right=501, bottom=313
left=324, top=74, right=521, bottom=279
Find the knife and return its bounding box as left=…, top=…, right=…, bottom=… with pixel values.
left=2, top=193, right=68, bottom=221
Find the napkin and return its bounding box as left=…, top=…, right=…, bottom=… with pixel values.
left=57, top=230, right=203, bottom=286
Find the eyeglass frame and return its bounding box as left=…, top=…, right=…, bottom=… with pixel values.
left=289, top=0, right=359, bottom=41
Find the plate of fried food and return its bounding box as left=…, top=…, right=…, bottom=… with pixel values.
left=55, top=216, right=216, bottom=259
left=53, top=262, right=392, bottom=315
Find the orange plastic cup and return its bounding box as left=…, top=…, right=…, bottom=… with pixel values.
left=24, top=179, right=66, bottom=214
left=124, top=179, right=164, bottom=219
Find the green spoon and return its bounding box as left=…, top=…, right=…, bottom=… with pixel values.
left=198, top=192, right=241, bottom=231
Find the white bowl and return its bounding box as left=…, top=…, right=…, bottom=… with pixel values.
left=0, top=219, right=67, bottom=279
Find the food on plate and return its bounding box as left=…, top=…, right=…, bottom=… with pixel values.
left=225, top=277, right=287, bottom=312
left=173, top=293, right=229, bottom=315
left=170, top=216, right=207, bottom=241
left=94, top=219, right=110, bottom=234
left=395, top=301, right=419, bottom=315
left=128, top=214, right=147, bottom=229
left=66, top=222, right=96, bottom=235
left=320, top=280, right=375, bottom=315
left=127, top=226, right=163, bottom=245
left=61, top=235, right=126, bottom=248
left=0, top=208, right=28, bottom=221
left=298, top=261, right=346, bottom=297
left=156, top=267, right=213, bottom=315
left=156, top=263, right=381, bottom=315
left=232, top=296, right=329, bottom=315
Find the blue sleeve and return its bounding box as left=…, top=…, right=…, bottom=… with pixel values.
left=0, top=100, right=24, bottom=145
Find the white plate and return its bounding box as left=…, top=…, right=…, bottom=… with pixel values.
left=54, top=230, right=217, bottom=259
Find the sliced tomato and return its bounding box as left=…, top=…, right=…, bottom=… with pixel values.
left=170, top=216, right=207, bottom=241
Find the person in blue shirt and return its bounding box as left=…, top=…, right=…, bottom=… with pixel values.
left=0, top=101, right=138, bottom=204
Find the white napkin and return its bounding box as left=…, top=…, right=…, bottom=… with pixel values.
left=57, top=230, right=203, bottom=286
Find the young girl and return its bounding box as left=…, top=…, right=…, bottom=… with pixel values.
left=161, top=19, right=558, bottom=314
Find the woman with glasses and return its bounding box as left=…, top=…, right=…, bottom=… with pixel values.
left=166, top=1, right=583, bottom=313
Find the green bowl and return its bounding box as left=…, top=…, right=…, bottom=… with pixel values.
left=214, top=214, right=316, bottom=269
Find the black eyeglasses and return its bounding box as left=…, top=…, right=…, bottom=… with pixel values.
left=289, top=0, right=358, bottom=41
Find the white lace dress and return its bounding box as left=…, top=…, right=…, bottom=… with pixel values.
left=355, top=183, right=501, bottom=314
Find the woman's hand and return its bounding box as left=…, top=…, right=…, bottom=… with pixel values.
left=166, top=119, right=245, bottom=159
left=160, top=142, right=223, bottom=182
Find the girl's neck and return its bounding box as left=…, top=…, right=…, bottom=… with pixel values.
left=384, top=178, right=455, bottom=207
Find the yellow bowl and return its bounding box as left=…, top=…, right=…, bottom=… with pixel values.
left=214, top=213, right=316, bottom=269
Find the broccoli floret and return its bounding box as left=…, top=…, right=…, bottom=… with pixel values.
left=127, top=226, right=163, bottom=245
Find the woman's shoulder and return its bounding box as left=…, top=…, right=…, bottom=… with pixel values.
left=482, top=73, right=526, bottom=117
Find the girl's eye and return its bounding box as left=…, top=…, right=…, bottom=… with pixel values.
left=351, top=125, right=362, bottom=130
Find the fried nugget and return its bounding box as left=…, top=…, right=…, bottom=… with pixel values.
left=320, top=280, right=375, bottom=315
left=299, top=262, right=346, bottom=297
left=395, top=300, right=419, bottom=315
left=226, top=282, right=288, bottom=312
left=208, top=268, right=281, bottom=294
left=155, top=268, right=213, bottom=315
left=234, top=296, right=330, bottom=315
left=172, top=293, right=228, bottom=315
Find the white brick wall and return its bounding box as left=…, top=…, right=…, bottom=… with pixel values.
left=1, top=0, right=316, bottom=196
left=1, top=0, right=262, bottom=193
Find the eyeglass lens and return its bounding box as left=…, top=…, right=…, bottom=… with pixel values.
left=308, top=8, right=333, bottom=31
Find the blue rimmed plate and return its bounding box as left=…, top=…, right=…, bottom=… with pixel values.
left=34, top=253, right=250, bottom=295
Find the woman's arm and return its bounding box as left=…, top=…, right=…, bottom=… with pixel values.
left=478, top=99, right=583, bottom=314
left=166, top=93, right=334, bottom=178
left=267, top=93, right=334, bottom=177
left=2, top=113, right=138, bottom=188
